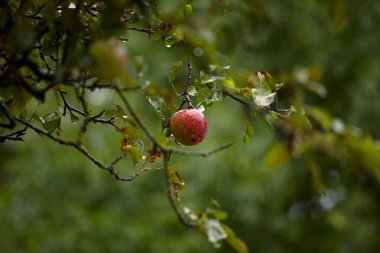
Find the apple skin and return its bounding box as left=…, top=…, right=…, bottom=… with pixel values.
left=170, top=109, right=208, bottom=146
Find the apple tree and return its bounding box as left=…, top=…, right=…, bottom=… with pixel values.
left=1, top=1, right=380, bottom=252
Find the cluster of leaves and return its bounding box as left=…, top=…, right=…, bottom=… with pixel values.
left=0, top=1, right=252, bottom=251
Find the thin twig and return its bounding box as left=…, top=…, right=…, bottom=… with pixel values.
left=23, top=4, right=44, bottom=18
left=187, top=60, right=192, bottom=87
left=114, top=86, right=157, bottom=143
left=126, top=27, right=153, bottom=36
left=178, top=60, right=194, bottom=109
left=166, top=142, right=234, bottom=157
left=0, top=127, right=27, bottom=143
left=59, top=90, right=86, bottom=116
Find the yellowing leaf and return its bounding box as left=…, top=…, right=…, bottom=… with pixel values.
left=147, top=150, right=162, bottom=163
left=168, top=166, right=185, bottom=200
left=130, top=144, right=142, bottom=165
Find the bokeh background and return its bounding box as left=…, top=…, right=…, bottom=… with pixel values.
left=1, top=0, right=380, bottom=252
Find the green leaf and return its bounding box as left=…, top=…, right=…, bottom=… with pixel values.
left=275, top=83, right=284, bottom=90
left=125, top=126, right=143, bottom=139
left=31, top=112, right=43, bottom=124
left=41, top=112, right=61, bottom=132
left=243, top=121, right=254, bottom=143
left=184, top=3, right=192, bottom=15
left=164, top=27, right=184, bottom=48
left=196, top=88, right=224, bottom=106
left=116, top=105, right=125, bottom=115
left=205, top=200, right=228, bottom=221
left=167, top=166, right=185, bottom=200
left=168, top=60, right=183, bottom=85
left=70, top=112, right=79, bottom=124
left=147, top=96, right=172, bottom=129
left=187, top=86, right=197, bottom=96
left=210, top=89, right=223, bottom=102
left=206, top=207, right=228, bottom=221
left=200, top=71, right=225, bottom=84
left=104, top=109, right=119, bottom=117
left=252, top=88, right=276, bottom=107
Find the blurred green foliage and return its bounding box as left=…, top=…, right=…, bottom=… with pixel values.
left=1, top=0, right=380, bottom=252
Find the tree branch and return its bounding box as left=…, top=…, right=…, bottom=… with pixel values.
left=166, top=142, right=234, bottom=157
left=163, top=152, right=199, bottom=228
left=0, top=102, right=151, bottom=182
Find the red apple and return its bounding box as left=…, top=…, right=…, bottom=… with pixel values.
left=170, top=109, right=208, bottom=146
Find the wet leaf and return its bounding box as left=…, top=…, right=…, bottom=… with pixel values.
left=252, top=88, right=276, bottom=107
left=187, top=86, right=197, bottom=96
left=31, top=112, right=43, bottom=124
left=196, top=104, right=205, bottom=113
left=42, top=112, right=61, bottom=132
left=164, top=27, right=184, bottom=48
left=275, top=83, right=284, bottom=90
left=70, top=112, right=79, bottom=124
left=200, top=72, right=225, bottom=84
left=168, top=60, right=183, bottom=85
left=147, top=96, right=172, bottom=129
